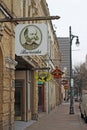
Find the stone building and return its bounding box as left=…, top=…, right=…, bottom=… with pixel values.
left=0, top=0, right=61, bottom=130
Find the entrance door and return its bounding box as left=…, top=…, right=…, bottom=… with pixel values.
left=38, top=85, right=44, bottom=112
left=15, top=87, right=23, bottom=120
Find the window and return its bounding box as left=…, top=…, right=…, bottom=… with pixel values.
left=15, top=80, right=24, bottom=87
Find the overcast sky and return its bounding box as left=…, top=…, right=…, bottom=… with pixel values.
left=46, top=0, right=87, bottom=66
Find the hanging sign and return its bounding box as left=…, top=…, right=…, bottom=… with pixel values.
left=61, top=79, right=69, bottom=85
left=71, top=78, right=74, bottom=87
left=64, top=86, right=69, bottom=90
left=15, top=23, right=48, bottom=55
left=51, top=68, right=64, bottom=79
left=35, top=71, right=52, bottom=82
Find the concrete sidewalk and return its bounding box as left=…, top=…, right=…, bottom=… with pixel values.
left=14, top=120, right=36, bottom=130
left=24, top=102, right=87, bottom=130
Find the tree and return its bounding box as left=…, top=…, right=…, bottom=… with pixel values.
left=73, top=63, right=87, bottom=97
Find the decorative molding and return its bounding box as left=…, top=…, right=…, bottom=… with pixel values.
left=5, top=57, right=18, bottom=70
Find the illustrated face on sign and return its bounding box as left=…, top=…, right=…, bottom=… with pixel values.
left=24, top=28, right=39, bottom=45
left=20, top=25, right=42, bottom=50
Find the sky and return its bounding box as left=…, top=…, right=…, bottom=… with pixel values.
left=46, top=0, right=87, bottom=66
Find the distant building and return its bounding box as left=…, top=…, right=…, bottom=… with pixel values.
left=58, top=37, right=70, bottom=77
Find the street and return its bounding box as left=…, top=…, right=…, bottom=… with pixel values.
left=25, top=102, right=87, bottom=130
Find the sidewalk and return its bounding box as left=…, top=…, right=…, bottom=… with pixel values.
left=24, top=102, right=87, bottom=130
left=14, top=120, right=36, bottom=130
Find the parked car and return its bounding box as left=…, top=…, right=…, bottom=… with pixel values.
left=79, top=92, right=87, bottom=123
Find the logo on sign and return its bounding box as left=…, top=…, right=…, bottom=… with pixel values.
left=20, top=25, right=42, bottom=50
left=35, top=71, right=52, bottom=82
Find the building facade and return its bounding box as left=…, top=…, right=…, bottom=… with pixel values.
left=0, top=0, right=61, bottom=130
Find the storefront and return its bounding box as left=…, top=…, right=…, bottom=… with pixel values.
left=15, top=56, right=38, bottom=121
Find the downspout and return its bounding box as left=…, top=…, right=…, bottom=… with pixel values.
left=26, top=70, right=28, bottom=121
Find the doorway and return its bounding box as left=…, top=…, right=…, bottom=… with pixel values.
left=38, top=85, right=44, bottom=112
left=15, top=87, right=23, bottom=120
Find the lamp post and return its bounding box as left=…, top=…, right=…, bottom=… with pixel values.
left=69, top=26, right=80, bottom=114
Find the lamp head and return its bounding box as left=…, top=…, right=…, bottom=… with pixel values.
left=76, top=37, right=80, bottom=46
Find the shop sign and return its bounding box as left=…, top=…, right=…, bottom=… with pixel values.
left=61, top=79, right=68, bottom=85
left=64, top=86, right=69, bottom=90
left=35, top=71, right=52, bottom=82
left=15, top=23, right=48, bottom=55
left=51, top=68, right=64, bottom=79
left=71, top=78, right=74, bottom=87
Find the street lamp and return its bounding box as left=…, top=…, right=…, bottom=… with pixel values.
left=69, top=26, right=80, bottom=114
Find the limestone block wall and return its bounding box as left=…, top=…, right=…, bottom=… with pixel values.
left=0, top=15, right=15, bottom=130
left=0, top=48, right=3, bottom=129
left=0, top=1, right=61, bottom=129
